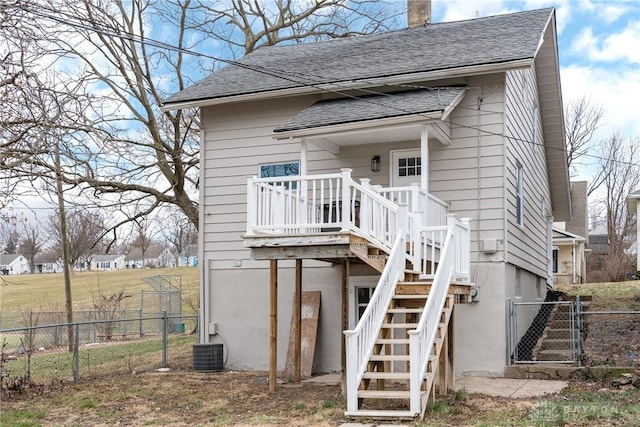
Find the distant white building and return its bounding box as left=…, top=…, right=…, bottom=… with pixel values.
left=125, top=246, right=177, bottom=269
left=77, top=254, right=126, bottom=271
left=177, top=244, right=198, bottom=267
left=0, top=254, right=30, bottom=275
left=34, top=252, right=63, bottom=274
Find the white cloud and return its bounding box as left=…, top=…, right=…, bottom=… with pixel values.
left=572, top=21, right=640, bottom=64
left=561, top=64, right=640, bottom=142
left=599, top=4, right=630, bottom=23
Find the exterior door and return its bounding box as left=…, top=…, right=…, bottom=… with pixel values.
left=390, top=149, right=422, bottom=187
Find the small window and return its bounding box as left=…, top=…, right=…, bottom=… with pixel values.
left=259, top=161, right=300, bottom=189
left=398, top=156, right=421, bottom=177
left=356, top=287, right=374, bottom=320
left=552, top=249, right=558, bottom=273
left=516, top=162, right=524, bottom=226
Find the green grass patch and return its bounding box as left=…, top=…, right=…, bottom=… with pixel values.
left=2, top=335, right=194, bottom=384
left=0, top=408, right=47, bottom=427
left=556, top=280, right=640, bottom=311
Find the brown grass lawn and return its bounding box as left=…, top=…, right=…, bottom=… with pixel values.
left=0, top=267, right=199, bottom=324
left=2, top=279, right=640, bottom=426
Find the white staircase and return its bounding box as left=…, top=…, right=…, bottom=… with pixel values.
left=344, top=217, right=469, bottom=420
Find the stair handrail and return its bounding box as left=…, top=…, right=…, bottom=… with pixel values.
left=343, top=230, right=406, bottom=413
left=407, top=214, right=458, bottom=415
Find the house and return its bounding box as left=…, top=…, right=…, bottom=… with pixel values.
left=163, top=6, right=571, bottom=419
left=0, top=253, right=30, bottom=275
left=125, top=246, right=176, bottom=269
left=553, top=181, right=588, bottom=284
left=628, top=189, right=640, bottom=272
left=87, top=254, right=126, bottom=271
left=34, top=251, right=63, bottom=274
left=588, top=223, right=609, bottom=255
left=177, top=244, right=198, bottom=267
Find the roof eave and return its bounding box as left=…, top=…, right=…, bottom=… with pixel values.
left=536, top=10, right=571, bottom=221
left=160, top=59, right=532, bottom=111
left=273, top=113, right=441, bottom=140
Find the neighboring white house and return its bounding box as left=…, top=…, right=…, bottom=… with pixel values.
left=628, top=189, right=640, bottom=272
left=83, top=254, right=126, bottom=271
left=177, top=244, right=198, bottom=267
left=0, top=254, right=30, bottom=275
left=125, top=246, right=176, bottom=269
left=553, top=181, right=588, bottom=284
left=34, top=252, right=63, bottom=274
left=163, top=6, right=571, bottom=418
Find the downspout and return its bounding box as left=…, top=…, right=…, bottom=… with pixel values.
left=572, top=241, right=576, bottom=284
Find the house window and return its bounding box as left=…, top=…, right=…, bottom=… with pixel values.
left=356, top=287, right=374, bottom=320
left=398, top=156, right=421, bottom=177
left=259, top=161, right=300, bottom=189
left=516, top=162, right=524, bottom=226
left=552, top=248, right=558, bottom=273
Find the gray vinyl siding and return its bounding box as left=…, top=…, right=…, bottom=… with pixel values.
left=504, top=67, right=551, bottom=278
left=201, top=96, right=318, bottom=260
left=430, top=74, right=506, bottom=255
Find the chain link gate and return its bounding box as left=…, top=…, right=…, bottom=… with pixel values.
left=508, top=299, right=581, bottom=364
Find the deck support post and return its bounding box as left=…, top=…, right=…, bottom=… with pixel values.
left=269, top=259, right=278, bottom=392
left=341, top=259, right=349, bottom=395
left=447, top=306, right=455, bottom=392
left=294, top=259, right=302, bottom=383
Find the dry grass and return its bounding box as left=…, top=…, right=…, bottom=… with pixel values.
left=0, top=267, right=199, bottom=324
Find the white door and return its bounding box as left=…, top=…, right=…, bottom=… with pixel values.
left=390, top=149, right=422, bottom=187
left=348, top=276, right=378, bottom=329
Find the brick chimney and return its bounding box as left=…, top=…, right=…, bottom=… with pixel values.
left=408, top=0, right=431, bottom=28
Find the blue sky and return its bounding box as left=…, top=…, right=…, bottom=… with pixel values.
left=432, top=0, right=640, bottom=147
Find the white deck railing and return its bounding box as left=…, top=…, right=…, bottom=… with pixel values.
left=378, top=185, right=449, bottom=227
left=407, top=214, right=471, bottom=414
left=247, top=169, right=423, bottom=252
left=343, top=231, right=407, bottom=413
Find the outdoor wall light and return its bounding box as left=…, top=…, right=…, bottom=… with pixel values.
left=371, top=155, right=381, bottom=172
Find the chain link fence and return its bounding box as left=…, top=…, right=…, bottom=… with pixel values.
left=1, top=314, right=197, bottom=397
left=508, top=300, right=578, bottom=364
left=509, top=295, right=640, bottom=367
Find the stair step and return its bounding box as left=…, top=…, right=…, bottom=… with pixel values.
left=362, top=371, right=410, bottom=380
left=393, top=294, right=428, bottom=299
left=358, top=390, right=410, bottom=399
left=388, top=307, right=423, bottom=314
left=344, top=409, right=417, bottom=418
left=369, top=354, right=410, bottom=362
left=546, top=329, right=574, bottom=339
left=377, top=338, right=410, bottom=344
left=382, top=323, right=418, bottom=329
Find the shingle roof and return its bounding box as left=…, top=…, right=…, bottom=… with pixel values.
left=163, top=8, right=553, bottom=106
left=274, top=87, right=464, bottom=132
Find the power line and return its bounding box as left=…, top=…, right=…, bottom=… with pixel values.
left=17, top=2, right=640, bottom=170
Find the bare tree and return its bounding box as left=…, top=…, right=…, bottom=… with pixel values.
left=132, top=218, right=156, bottom=268
left=18, top=222, right=42, bottom=273
left=564, top=96, right=604, bottom=176
left=46, top=210, right=106, bottom=269
left=1, top=0, right=401, bottom=239
left=193, top=0, right=402, bottom=55
left=162, top=207, right=197, bottom=256
left=588, top=133, right=640, bottom=281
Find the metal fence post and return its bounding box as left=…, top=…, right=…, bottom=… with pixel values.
left=74, top=323, right=80, bottom=384
left=162, top=311, right=168, bottom=368
left=506, top=299, right=512, bottom=365
left=576, top=295, right=582, bottom=367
